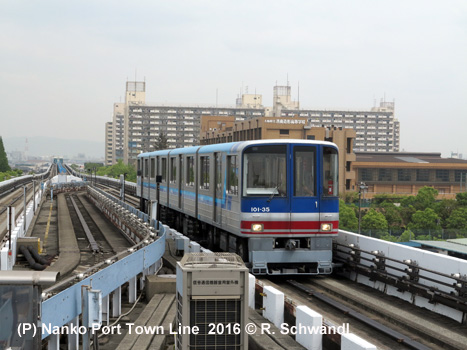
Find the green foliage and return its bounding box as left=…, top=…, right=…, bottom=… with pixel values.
left=361, top=209, right=388, bottom=230
left=89, top=160, right=137, bottom=182
left=398, top=229, right=414, bottom=242
left=446, top=207, right=467, bottom=230
left=0, top=136, right=11, bottom=172
left=413, top=186, right=438, bottom=210
left=434, top=199, right=458, bottom=227
left=379, top=233, right=398, bottom=242
left=339, top=200, right=358, bottom=231
left=341, top=191, right=358, bottom=204
left=0, top=169, right=23, bottom=182
left=379, top=202, right=403, bottom=229
left=372, top=193, right=405, bottom=205
left=456, top=192, right=467, bottom=206
left=408, top=208, right=439, bottom=230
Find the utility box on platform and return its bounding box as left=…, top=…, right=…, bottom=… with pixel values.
left=176, top=253, right=249, bottom=350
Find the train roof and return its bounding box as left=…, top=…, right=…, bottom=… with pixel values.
left=138, top=139, right=338, bottom=158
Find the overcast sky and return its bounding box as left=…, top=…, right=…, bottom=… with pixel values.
left=1, top=1, right=466, bottom=157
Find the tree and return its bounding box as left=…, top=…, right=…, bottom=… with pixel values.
left=339, top=200, right=358, bottom=231
left=408, top=208, right=439, bottom=231
left=413, top=186, right=438, bottom=210
left=398, top=229, right=414, bottom=242
left=380, top=202, right=403, bottom=230
left=446, top=207, right=467, bottom=230
left=456, top=192, right=467, bottom=207
left=0, top=136, right=10, bottom=172
left=155, top=132, right=169, bottom=150
left=361, top=209, right=388, bottom=231
left=434, top=199, right=458, bottom=228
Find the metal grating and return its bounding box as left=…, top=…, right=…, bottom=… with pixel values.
left=189, top=299, right=242, bottom=350
left=181, top=253, right=244, bottom=269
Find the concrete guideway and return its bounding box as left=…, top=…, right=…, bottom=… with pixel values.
left=46, top=193, right=80, bottom=277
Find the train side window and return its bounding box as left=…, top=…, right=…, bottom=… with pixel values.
left=144, top=159, right=149, bottom=178
left=186, top=156, right=194, bottom=187
left=137, top=159, right=141, bottom=175
left=215, top=153, right=222, bottom=196
left=200, top=156, right=210, bottom=190
left=227, top=155, right=238, bottom=195
left=150, top=158, right=155, bottom=178
left=161, top=158, right=167, bottom=182
left=323, top=147, right=339, bottom=196
left=294, top=147, right=316, bottom=196
left=170, top=157, right=177, bottom=184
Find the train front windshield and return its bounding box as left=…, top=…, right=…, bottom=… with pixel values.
left=243, top=145, right=287, bottom=196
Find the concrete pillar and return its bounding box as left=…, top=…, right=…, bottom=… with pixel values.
left=249, top=274, right=256, bottom=309
left=47, top=333, right=60, bottom=350
left=129, top=276, right=137, bottom=303
left=341, top=333, right=377, bottom=350
left=112, top=286, right=121, bottom=317
left=67, top=316, right=79, bottom=349
left=102, top=296, right=109, bottom=326
left=262, top=285, right=284, bottom=328
left=295, top=305, right=322, bottom=350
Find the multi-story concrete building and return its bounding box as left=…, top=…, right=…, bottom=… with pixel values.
left=104, top=121, right=113, bottom=166
left=280, top=100, right=399, bottom=153
left=106, top=81, right=399, bottom=165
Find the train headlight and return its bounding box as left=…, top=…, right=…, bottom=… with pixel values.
left=321, top=223, right=332, bottom=232
left=251, top=223, right=264, bottom=232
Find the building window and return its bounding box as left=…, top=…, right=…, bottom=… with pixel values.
left=455, top=170, right=467, bottom=182
left=360, top=169, right=373, bottom=182
left=346, top=137, right=352, bottom=154
left=378, top=169, right=392, bottom=181
left=307, top=135, right=315, bottom=140
left=436, top=169, right=449, bottom=182
left=279, top=129, right=289, bottom=135
left=227, top=155, right=238, bottom=195
left=416, top=169, right=429, bottom=182
left=397, top=169, right=411, bottom=182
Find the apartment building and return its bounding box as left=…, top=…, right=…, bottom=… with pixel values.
left=106, top=81, right=399, bottom=165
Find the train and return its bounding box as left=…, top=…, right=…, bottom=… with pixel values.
left=137, top=139, right=339, bottom=275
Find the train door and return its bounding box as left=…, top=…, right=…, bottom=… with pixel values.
left=213, top=152, right=222, bottom=224
left=291, top=145, right=319, bottom=235
left=320, top=146, right=339, bottom=231
left=178, top=155, right=183, bottom=209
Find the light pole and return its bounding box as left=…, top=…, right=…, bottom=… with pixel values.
left=358, top=182, right=368, bottom=235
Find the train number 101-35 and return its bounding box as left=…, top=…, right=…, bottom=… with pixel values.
left=250, top=207, right=270, bottom=213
